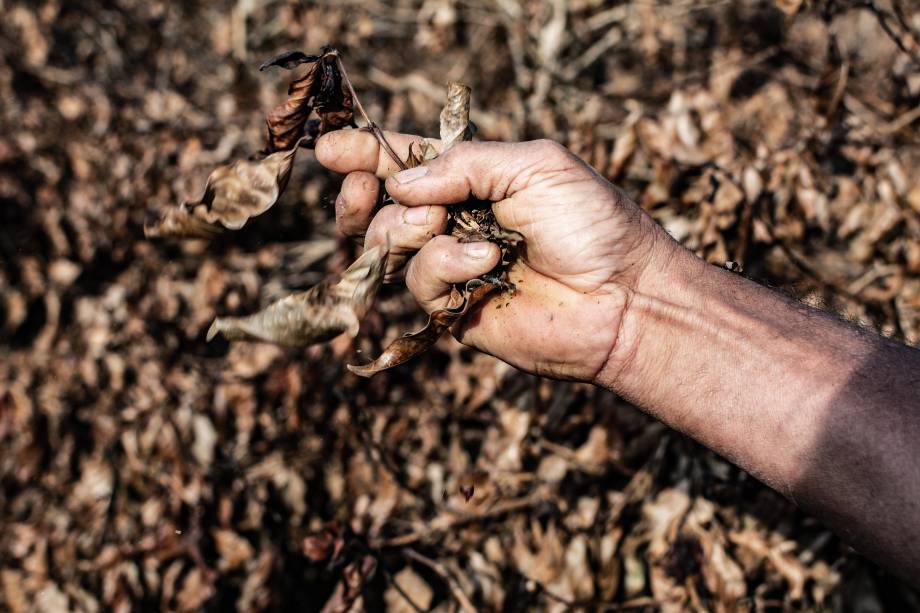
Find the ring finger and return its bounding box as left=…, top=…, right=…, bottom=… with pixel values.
left=364, top=203, right=449, bottom=281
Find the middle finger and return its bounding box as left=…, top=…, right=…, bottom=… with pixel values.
left=364, top=203, right=448, bottom=281
left=336, top=170, right=380, bottom=239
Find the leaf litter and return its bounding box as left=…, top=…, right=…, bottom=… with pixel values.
left=2, top=1, right=920, bottom=611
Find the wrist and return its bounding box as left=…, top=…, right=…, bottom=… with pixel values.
left=592, top=225, right=704, bottom=397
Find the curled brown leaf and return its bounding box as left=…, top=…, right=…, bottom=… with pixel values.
left=197, top=144, right=301, bottom=230
left=143, top=205, right=223, bottom=239
left=259, top=50, right=320, bottom=71
left=439, top=82, right=474, bottom=152
left=348, top=280, right=497, bottom=377
left=404, top=139, right=438, bottom=169
left=264, top=48, right=355, bottom=152
left=208, top=246, right=388, bottom=346
left=146, top=141, right=303, bottom=238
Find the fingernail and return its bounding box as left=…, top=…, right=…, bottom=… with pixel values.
left=464, top=242, right=492, bottom=259
left=392, top=165, right=429, bottom=184
left=403, top=206, right=430, bottom=225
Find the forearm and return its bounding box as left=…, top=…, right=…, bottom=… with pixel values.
left=599, top=239, right=920, bottom=580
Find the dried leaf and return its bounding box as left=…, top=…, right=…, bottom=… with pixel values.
left=146, top=143, right=303, bottom=238
left=439, top=82, right=473, bottom=152
left=213, top=529, right=254, bottom=571
left=348, top=280, right=496, bottom=377
left=264, top=49, right=355, bottom=152
left=404, top=140, right=438, bottom=169
left=259, top=50, right=321, bottom=71
left=196, top=144, right=302, bottom=229
left=143, top=205, right=222, bottom=239
left=208, top=246, right=387, bottom=346
left=176, top=568, right=214, bottom=611
left=266, top=62, right=320, bottom=151
left=303, top=525, right=344, bottom=563
left=320, top=555, right=377, bottom=613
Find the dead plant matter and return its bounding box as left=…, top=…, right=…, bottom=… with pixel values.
left=4, top=2, right=920, bottom=609
left=149, top=48, right=521, bottom=375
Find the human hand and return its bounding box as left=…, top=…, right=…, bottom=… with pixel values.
left=315, top=131, right=679, bottom=383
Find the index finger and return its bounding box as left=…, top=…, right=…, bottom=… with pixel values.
left=315, top=129, right=442, bottom=179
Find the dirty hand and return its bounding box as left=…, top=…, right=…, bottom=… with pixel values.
left=315, top=131, right=677, bottom=382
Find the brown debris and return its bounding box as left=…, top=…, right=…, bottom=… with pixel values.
left=208, top=245, right=387, bottom=346
left=348, top=279, right=496, bottom=376
left=263, top=47, right=356, bottom=152
left=145, top=143, right=304, bottom=238
left=1, top=1, right=919, bottom=611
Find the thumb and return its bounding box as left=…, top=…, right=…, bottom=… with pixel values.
left=384, top=139, right=574, bottom=206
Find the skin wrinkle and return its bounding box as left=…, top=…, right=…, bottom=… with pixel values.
left=555, top=238, right=609, bottom=291
left=615, top=257, right=886, bottom=504
left=591, top=285, right=636, bottom=386
left=413, top=141, right=514, bottom=203
left=317, top=130, right=920, bottom=582
left=385, top=137, right=652, bottom=383
left=498, top=193, right=620, bottom=293
left=520, top=164, right=581, bottom=194
left=405, top=236, right=500, bottom=311
left=364, top=203, right=448, bottom=281
left=504, top=143, right=580, bottom=196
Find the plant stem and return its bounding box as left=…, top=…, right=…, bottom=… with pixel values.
left=334, top=54, right=407, bottom=171
left=403, top=549, right=476, bottom=613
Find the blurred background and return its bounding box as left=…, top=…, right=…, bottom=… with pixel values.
left=2, top=0, right=920, bottom=610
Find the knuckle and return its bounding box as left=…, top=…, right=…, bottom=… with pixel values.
left=438, top=140, right=481, bottom=166
left=418, top=235, right=455, bottom=272
left=377, top=203, right=402, bottom=219
left=529, top=138, right=568, bottom=160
